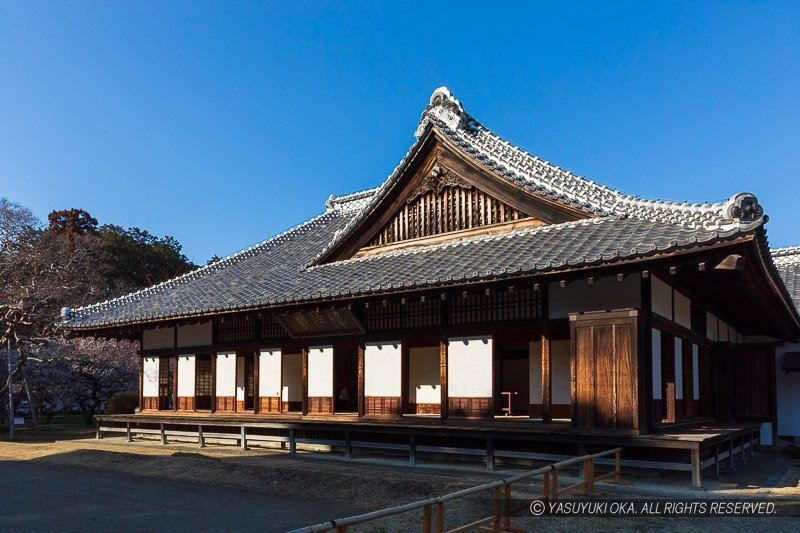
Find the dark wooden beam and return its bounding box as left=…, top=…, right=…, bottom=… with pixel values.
left=357, top=342, right=365, bottom=418
left=439, top=339, right=448, bottom=420
left=541, top=328, right=552, bottom=424
left=301, top=347, right=309, bottom=416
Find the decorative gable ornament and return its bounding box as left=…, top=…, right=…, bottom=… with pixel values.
left=723, top=193, right=764, bottom=223
left=415, top=86, right=465, bottom=137
left=407, top=164, right=472, bottom=204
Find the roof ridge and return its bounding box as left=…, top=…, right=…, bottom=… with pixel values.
left=62, top=210, right=336, bottom=322
left=420, top=87, right=766, bottom=230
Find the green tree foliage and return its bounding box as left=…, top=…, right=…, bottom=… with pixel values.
left=96, top=224, right=195, bottom=292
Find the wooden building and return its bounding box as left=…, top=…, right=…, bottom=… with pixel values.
left=65, top=88, right=800, bottom=485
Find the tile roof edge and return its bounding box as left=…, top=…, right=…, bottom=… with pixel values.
left=62, top=209, right=336, bottom=324
left=64, top=219, right=756, bottom=330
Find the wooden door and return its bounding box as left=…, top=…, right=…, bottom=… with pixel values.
left=571, top=310, right=640, bottom=432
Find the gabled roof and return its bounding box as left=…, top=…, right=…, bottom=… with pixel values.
left=62, top=87, right=785, bottom=331
left=312, top=87, right=766, bottom=266
left=773, top=246, right=800, bottom=310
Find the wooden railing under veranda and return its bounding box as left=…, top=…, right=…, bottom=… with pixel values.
left=288, top=447, right=625, bottom=533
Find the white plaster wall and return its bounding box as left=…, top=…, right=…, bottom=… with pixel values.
left=308, top=345, right=333, bottom=397
left=706, top=312, right=718, bottom=341
left=674, top=337, right=683, bottom=399
left=652, top=329, right=662, bottom=399
left=143, top=356, right=160, bottom=397
left=552, top=340, right=571, bottom=405
left=651, top=277, right=673, bottom=320
left=177, top=355, right=195, bottom=397
left=142, top=327, right=174, bottom=350
left=776, top=342, right=800, bottom=439
left=548, top=274, right=641, bottom=319
left=448, top=336, right=493, bottom=398
left=409, top=346, right=440, bottom=404
left=692, top=344, right=699, bottom=400
left=674, top=291, right=691, bottom=329
left=365, top=341, right=401, bottom=397
left=282, top=352, right=302, bottom=402
left=215, top=352, right=236, bottom=397
left=177, top=322, right=212, bottom=347
left=259, top=349, right=281, bottom=397
left=529, top=341, right=541, bottom=403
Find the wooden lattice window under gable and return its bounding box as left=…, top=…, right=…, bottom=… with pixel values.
left=366, top=164, right=531, bottom=248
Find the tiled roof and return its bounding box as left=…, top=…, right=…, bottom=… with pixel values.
left=62, top=87, right=776, bottom=329
left=63, top=204, right=758, bottom=328
left=773, top=246, right=800, bottom=310
left=312, top=87, right=766, bottom=266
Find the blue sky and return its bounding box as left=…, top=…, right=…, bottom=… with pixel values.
left=1, top=2, right=798, bottom=263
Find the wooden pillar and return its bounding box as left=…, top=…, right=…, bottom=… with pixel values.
left=210, top=353, right=217, bottom=413
left=439, top=339, right=448, bottom=420
left=662, top=332, right=676, bottom=423
left=172, top=354, right=178, bottom=412
left=253, top=351, right=260, bottom=414
left=137, top=355, right=144, bottom=411
left=691, top=448, right=702, bottom=489
left=301, top=347, right=309, bottom=416
left=357, top=343, right=365, bottom=418
left=541, top=328, right=552, bottom=424
left=401, top=343, right=410, bottom=415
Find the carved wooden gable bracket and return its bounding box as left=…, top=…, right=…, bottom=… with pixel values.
left=406, top=164, right=473, bottom=204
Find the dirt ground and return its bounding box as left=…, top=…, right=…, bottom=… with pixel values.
left=0, top=425, right=798, bottom=532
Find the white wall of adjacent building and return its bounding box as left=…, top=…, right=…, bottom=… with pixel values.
left=448, top=336, right=493, bottom=398
left=408, top=346, right=440, bottom=404
left=308, top=345, right=333, bottom=397
left=142, top=356, right=160, bottom=397
left=776, top=341, right=800, bottom=441
left=364, top=341, right=401, bottom=397
left=177, top=354, right=195, bottom=397
left=215, top=352, right=236, bottom=397
left=259, top=349, right=282, bottom=398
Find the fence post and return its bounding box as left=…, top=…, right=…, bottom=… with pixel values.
left=95, top=419, right=101, bottom=440
left=543, top=470, right=550, bottom=501
left=344, top=430, right=352, bottom=460
left=551, top=467, right=559, bottom=501
left=126, top=422, right=132, bottom=442
left=585, top=458, right=594, bottom=492
left=198, top=425, right=206, bottom=448
left=435, top=502, right=444, bottom=533
left=486, top=437, right=495, bottom=470
left=493, top=486, right=501, bottom=528
left=409, top=434, right=417, bottom=465
left=289, top=428, right=297, bottom=455
left=240, top=426, right=248, bottom=451
left=740, top=436, right=746, bottom=464
left=503, top=483, right=512, bottom=529
left=422, top=504, right=432, bottom=533
left=160, top=423, right=167, bottom=445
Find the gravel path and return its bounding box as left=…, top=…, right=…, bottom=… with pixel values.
left=1, top=428, right=798, bottom=532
